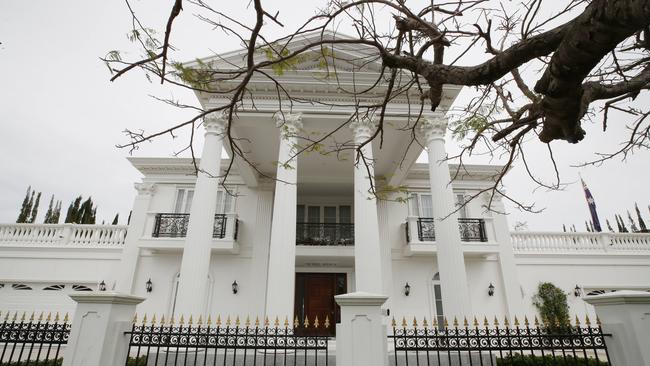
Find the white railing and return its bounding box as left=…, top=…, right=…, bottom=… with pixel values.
left=0, top=223, right=127, bottom=247
left=511, top=231, right=650, bottom=253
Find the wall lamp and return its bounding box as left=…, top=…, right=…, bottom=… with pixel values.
left=574, top=285, right=582, bottom=297
left=404, top=282, right=411, bottom=296
left=232, top=280, right=239, bottom=294
left=145, top=278, right=153, bottom=293
left=98, top=280, right=106, bottom=292
left=488, top=283, right=495, bottom=297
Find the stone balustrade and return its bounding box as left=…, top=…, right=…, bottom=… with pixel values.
left=511, top=231, right=650, bottom=253
left=0, top=223, right=127, bottom=247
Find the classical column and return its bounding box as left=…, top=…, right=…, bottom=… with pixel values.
left=420, top=116, right=472, bottom=318
left=487, top=193, right=526, bottom=318
left=350, top=116, right=384, bottom=294
left=114, top=183, right=155, bottom=293
left=175, top=112, right=227, bottom=317
left=265, top=113, right=302, bottom=321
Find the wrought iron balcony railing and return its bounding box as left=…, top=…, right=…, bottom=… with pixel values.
left=152, top=213, right=229, bottom=239
left=296, top=222, right=354, bottom=246
left=411, top=217, right=488, bottom=242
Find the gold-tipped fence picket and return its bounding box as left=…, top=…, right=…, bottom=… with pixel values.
left=389, top=314, right=611, bottom=366
left=0, top=311, right=71, bottom=365
left=125, top=313, right=332, bottom=366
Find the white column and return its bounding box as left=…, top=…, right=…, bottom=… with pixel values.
left=175, top=113, right=227, bottom=318
left=420, top=116, right=472, bottom=318
left=114, top=183, right=155, bottom=293
left=265, top=113, right=302, bottom=321
left=584, top=291, right=650, bottom=366
left=350, top=116, right=384, bottom=294
left=63, top=292, right=144, bottom=366
left=335, top=292, right=389, bottom=366
left=487, top=193, right=525, bottom=318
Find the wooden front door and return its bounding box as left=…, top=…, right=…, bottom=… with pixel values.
left=294, top=273, right=347, bottom=336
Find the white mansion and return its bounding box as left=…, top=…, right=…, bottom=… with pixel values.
left=1, top=33, right=649, bottom=333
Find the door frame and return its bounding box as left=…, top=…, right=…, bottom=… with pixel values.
left=294, top=271, right=349, bottom=336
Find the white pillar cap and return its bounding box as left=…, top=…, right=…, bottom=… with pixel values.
left=584, top=290, right=650, bottom=306
left=69, top=292, right=146, bottom=305
left=335, top=292, right=388, bottom=306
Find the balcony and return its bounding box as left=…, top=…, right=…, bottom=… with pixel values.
left=143, top=212, right=239, bottom=253
left=296, top=223, right=354, bottom=246
left=404, top=216, right=496, bottom=256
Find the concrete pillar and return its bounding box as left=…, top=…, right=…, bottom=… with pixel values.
left=584, top=291, right=650, bottom=366
left=420, top=116, right=472, bottom=318
left=265, top=113, right=302, bottom=321
left=350, top=116, right=384, bottom=294
left=335, top=292, right=389, bottom=366
left=487, top=193, right=525, bottom=318
left=114, top=183, right=155, bottom=293
left=63, top=292, right=144, bottom=366
left=175, top=112, right=227, bottom=317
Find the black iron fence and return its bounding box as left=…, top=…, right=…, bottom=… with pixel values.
left=390, top=316, right=610, bottom=366
left=296, top=223, right=354, bottom=246
left=0, top=312, right=70, bottom=365
left=413, top=218, right=488, bottom=242
left=125, top=315, right=331, bottom=366
left=152, top=213, right=229, bottom=239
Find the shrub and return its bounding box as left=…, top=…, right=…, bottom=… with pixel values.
left=497, top=354, right=607, bottom=366
left=532, top=282, right=570, bottom=332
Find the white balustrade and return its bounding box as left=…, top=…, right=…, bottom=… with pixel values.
left=511, top=231, right=650, bottom=253
left=0, top=223, right=127, bottom=247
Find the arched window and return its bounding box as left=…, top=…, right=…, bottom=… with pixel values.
left=432, top=273, right=444, bottom=329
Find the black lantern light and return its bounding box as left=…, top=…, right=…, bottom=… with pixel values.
left=145, top=278, right=153, bottom=293
left=98, top=280, right=106, bottom=292
left=488, top=283, right=495, bottom=297
left=574, top=285, right=582, bottom=297
left=404, top=282, right=411, bottom=296
left=232, top=280, right=239, bottom=294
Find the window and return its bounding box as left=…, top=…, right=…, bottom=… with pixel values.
left=455, top=193, right=468, bottom=218
left=409, top=193, right=433, bottom=217
left=296, top=205, right=353, bottom=223
left=174, top=188, right=194, bottom=213
left=43, top=284, right=65, bottom=291
left=432, top=273, right=444, bottom=329
left=174, top=187, right=235, bottom=214
left=12, top=284, right=32, bottom=290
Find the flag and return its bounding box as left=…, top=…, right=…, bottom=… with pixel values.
left=580, top=176, right=602, bottom=232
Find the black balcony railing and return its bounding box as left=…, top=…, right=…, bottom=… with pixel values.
left=152, top=213, right=228, bottom=239
left=296, top=222, right=354, bottom=246
left=415, top=217, right=488, bottom=242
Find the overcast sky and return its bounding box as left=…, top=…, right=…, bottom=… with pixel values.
left=0, top=1, right=648, bottom=230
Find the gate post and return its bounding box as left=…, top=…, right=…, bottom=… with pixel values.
left=63, top=292, right=144, bottom=366
left=335, top=292, right=388, bottom=366
left=584, top=291, right=650, bottom=366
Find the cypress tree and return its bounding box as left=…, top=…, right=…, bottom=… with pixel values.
left=65, top=196, right=83, bottom=223
left=615, top=215, right=623, bottom=232
left=606, top=219, right=615, bottom=232
left=627, top=210, right=639, bottom=232
left=584, top=221, right=591, bottom=232
left=562, top=224, right=567, bottom=232
left=16, top=186, right=32, bottom=223
left=589, top=221, right=595, bottom=233
left=635, top=203, right=647, bottom=232
left=127, top=210, right=132, bottom=225
left=44, top=195, right=54, bottom=223
left=618, top=215, right=629, bottom=233
left=52, top=200, right=62, bottom=224
left=111, top=214, right=119, bottom=225
left=28, top=192, right=41, bottom=223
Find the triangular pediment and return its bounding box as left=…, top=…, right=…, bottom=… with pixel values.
left=184, top=29, right=384, bottom=73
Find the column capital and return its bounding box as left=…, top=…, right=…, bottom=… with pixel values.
left=350, top=115, right=377, bottom=140
left=274, top=112, right=303, bottom=135
left=203, top=112, right=228, bottom=135
left=419, top=116, right=448, bottom=143
left=134, top=183, right=156, bottom=196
